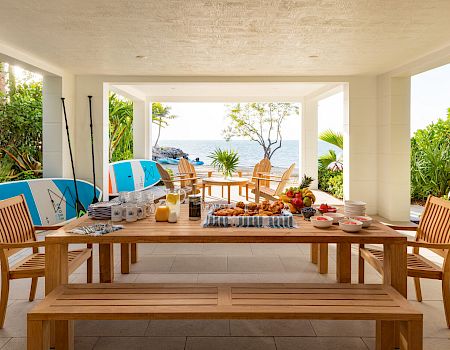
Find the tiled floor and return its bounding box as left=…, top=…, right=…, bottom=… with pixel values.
left=1, top=240, right=450, bottom=349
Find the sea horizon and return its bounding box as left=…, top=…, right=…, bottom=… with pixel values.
left=157, top=139, right=341, bottom=169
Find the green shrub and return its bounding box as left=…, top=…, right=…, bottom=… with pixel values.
left=411, top=109, right=450, bottom=200
left=318, top=166, right=343, bottom=199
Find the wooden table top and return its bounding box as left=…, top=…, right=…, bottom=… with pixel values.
left=201, top=177, right=249, bottom=186
left=46, top=206, right=406, bottom=245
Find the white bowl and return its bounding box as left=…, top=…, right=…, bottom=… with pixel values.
left=350, top=216, right=372, bottom=228
left=323, top=212, right=346, bottom=224
left=311, top=216, right=333, bottom=228
left=339, top=219, right=363, bottom=233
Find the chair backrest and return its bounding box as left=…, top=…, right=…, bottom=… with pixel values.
left=274, top=163, right=296, bottom=196
left=156, top=163, right=175, bottom=191
left=258, top=158, right=272, bottom=187
left=0, top=195, right=36, bottom=258
left=178, top=158, right=195, bottom=188
left=416, top=196, right=450, bottom=257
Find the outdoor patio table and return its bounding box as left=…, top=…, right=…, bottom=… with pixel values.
left=201, top=176, right=249, bottom=204
left=44, top=206, right=407, bottom=299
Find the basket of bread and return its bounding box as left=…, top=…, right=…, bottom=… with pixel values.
left=203, top=200, right=294, bottom=228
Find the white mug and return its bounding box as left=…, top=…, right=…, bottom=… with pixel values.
left=125, top=204, right=138, bottom=222
left=111, top=205, right=123, bottom=222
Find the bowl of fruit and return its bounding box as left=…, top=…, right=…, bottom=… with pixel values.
left=317, top=203, right=337, bottom=214
left=301, top=207, right=317, bottom=220
left=350, top=216, right=372, bottom=228
left=339, top=219, right=363, bottom=233
left=279, top=176, right=316, bottom=214
left=323, top=212, right=346, bottom=224
left=311, top=215, right=333, bottom=228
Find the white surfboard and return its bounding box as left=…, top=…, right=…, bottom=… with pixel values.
left=109, top=159, right=160, bottom=195
left=0, top=178, right=101, bottom=226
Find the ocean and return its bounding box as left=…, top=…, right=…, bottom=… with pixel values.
left=157, top=140, right=341, bottom=169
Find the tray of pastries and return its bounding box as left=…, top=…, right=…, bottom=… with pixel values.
left=204, top=201, right=294, bottom=228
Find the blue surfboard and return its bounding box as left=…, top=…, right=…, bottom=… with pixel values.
left=0, top=178, right=101, bottom=226
left=109, top=159, right=161, bottom=195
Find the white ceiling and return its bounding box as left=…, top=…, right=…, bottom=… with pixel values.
left=1, top=1, right=449, bottom=76
left=113, top=82, right=333, bottom=101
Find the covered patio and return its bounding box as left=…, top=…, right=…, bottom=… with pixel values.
left=0, top=1, right=450, bottom=349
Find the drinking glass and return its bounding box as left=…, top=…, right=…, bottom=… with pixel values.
left=165, top=188, right=185, bottom=218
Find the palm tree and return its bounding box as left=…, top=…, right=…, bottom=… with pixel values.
left=319, top=129, right=343, bottom=170
left=152, top=103, right=178, bottom=147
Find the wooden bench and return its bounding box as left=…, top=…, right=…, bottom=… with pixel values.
left=28, top=283, right=422, bottom=350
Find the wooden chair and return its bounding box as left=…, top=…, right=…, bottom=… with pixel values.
left=177, top=158, right=212, bottom=195
left=245, top=158, right=272, bottom=200
left=156, top=163, right=199, bottom=196
left=0, top=195, right=92, bottom=328
left=253, top=163, right=295, bottom=202
left=359, top=195, right=450, bottom=327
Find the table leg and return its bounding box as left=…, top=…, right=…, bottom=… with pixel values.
left=202, top=184, right=206, bottom=201
left=238, top=171, right=242, bottom=196
left=400, top=319, right=423, bottom=350
left=99, top=243, right=114, bottom=283
left=336, top=243, right=351, bottom=283
left=227, top=185, right=231, bottom=204
left=131, top=243, right=138, bottom=263
left=383, top=242, right=407, bottom=297
left=318, top=243, right=328, bottom=274
left=221, top=186, right=224, bottom=197
left=310, top=243, right=318, bottom=264
left=121, top=243, right=130, bottom=274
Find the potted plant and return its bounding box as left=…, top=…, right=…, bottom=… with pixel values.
left=209, top=148, right=240, bottom=179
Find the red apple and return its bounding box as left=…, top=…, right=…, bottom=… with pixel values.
left=291, top=197, right=303, bottom=208
left=294, top=192, right=302, bottom=199
left=286, top=190, right=294, bottom=198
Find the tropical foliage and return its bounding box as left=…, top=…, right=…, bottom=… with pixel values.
left=317, top=129, right=343, bottom=198
left=223, top=103, right=299, bottom=159
left=209, top=148, right=240, bottom=178
left=410, top=108, right=450, bottom=200
left=0, top=64, right=43, bottom=182
left=109, top=93, right=134, bottom=162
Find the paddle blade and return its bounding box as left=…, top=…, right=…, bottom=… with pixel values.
left=75, top=200, right=87, bottom=218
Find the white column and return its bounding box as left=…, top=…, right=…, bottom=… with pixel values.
left=343, top=77, right=378, bottom=215
left=376, top=76, right=411, bottom=221
left=299, top=99, right=318, bottom=189
left=132, top=99, right=152, bottom=159
left=74, top=76, right=109, bottom=200
left=42, top=75, right=63, bottom=177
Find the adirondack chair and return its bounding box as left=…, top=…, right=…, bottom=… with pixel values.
left=253, top=163, right=295, bottom=203
left=359, top=195, right=450, bottom=327
left=0, top=195, right=92, bottom=328
left=177, top=158, right=212, bottom=195
left=245, top=158, right=272, bottom=200
left=156, top=163, right=199, bottom=196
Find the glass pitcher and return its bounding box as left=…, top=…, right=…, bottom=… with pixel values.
left=165, top=188, right=186, bottom=218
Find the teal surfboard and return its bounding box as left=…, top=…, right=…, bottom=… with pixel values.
left=108, top=159, right=160, bottom=195
left=0, top=178, right=101, bottom=226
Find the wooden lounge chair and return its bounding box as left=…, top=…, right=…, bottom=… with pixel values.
left=253, top=163, right=295, bottom=202
left=0, top=195, right=92, bottom=328
left=177, top=158, right=212, bottom=195
left=245, top=158, right=272, bottom=200
left=156, top=163, right=199, bottom=196
left=359, top=195, right=450, bottom=327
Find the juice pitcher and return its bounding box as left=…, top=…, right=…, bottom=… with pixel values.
left=165, top=188, right=186, bottom=218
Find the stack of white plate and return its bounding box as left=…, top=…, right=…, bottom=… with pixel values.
left=344, top=200, right=366, bottom=216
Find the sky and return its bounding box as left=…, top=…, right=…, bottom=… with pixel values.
left=154, top=63, right=450, bottom=140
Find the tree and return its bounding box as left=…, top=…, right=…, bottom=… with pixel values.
left=223, top=103, right=299, bottom=159
left=152, top=103, right=178, bottom=147
left=318, top=129, right=343, bottom=171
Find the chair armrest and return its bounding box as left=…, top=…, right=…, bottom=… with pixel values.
left=0, top=241, right=46, bottom=249
left=407, top=241, right=450, bottom=249
left=34, top=225, right=62, bottom=231
left=257, top=172, right=281, bottom=178
left=254, top=177, right=283, bottom=183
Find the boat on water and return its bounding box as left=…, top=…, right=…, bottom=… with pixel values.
left=157, top=158, right=204, bottom=166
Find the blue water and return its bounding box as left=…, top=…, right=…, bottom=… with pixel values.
left=158, top=140, right=341, bottom=168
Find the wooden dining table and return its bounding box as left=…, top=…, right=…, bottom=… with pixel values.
left=44, top=206, right=408, bottom=299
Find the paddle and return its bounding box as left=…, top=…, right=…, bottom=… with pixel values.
left=61, top=98, right=86, bottom=217
left=88, top=96, right=99, bottom=204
